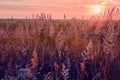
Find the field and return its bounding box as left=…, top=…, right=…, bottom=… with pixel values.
left=0, top=13, right=120, bottom=80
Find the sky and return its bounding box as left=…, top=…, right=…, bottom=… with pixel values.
left=0, top=0, right=120, bottom=19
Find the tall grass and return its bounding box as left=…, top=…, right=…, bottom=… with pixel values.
left=0, top=8, right=120, bottom=80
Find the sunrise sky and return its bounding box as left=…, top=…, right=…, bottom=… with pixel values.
left=0, top=0, right=120, bottom=19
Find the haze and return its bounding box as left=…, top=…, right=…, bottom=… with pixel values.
left=0, top=0, right=120, bottom=19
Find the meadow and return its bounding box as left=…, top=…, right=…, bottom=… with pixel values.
left=0, top=10, right=120, bottom=80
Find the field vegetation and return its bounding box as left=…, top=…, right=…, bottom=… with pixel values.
left=0, top=8, right=120, bottom=80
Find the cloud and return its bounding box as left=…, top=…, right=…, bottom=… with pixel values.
left=0, top=0, right=22, bottom=1
left=0, top=0, right=120, bottom=18
left=0, top=5, right=24, bottom=10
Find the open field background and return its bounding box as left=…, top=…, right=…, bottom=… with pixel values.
left=0, top=12, right=120, bottom=80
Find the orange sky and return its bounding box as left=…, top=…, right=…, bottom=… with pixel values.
left=0, top=0, right=120, bottom=19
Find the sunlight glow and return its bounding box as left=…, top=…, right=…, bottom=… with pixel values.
left=92, top=5, right=103, bottom=14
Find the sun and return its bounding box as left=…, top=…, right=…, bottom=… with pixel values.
left=92, top=5, right=103, bottom=14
